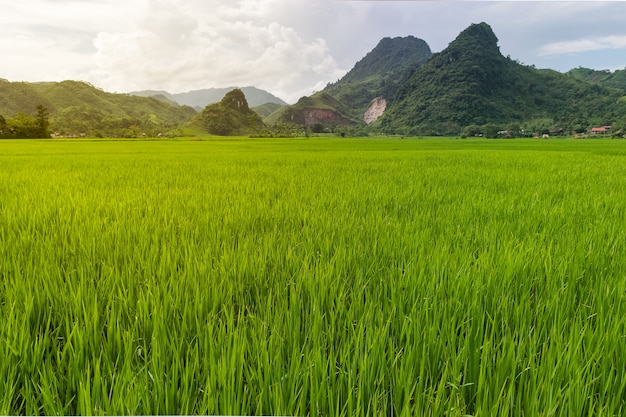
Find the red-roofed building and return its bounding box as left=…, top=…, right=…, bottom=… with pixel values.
left=590, top=126, right=611, bottom=135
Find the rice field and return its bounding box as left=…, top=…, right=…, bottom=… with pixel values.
left=1, top=137, right=626, bottom=416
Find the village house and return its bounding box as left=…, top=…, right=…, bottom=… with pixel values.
left=590, top=126, right=611, bottom=136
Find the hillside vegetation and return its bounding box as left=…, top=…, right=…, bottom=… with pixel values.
left=252, top=102, right=284, bottom=119
left=265, top=93, right=357, bottom=131
left=267, top=36, right=432, bottom=128
left=567, top=67, right=626, bottom=91
left=322, top=36, right=432, bottom=119
left=3, top=22, right=626, bottom=138
left=190, top=89, right=264, bottom=136
left=0, top=79, right=196, bottom=138
left=380, top=23, right=626, bottom=136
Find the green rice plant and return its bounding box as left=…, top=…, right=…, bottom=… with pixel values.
left=1, top=137, right=626, bottom=415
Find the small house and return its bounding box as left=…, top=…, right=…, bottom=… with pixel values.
left=590, top=126, right=611, bottom=135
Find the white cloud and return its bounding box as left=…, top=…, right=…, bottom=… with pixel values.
left=3, top=0, right=626, bottom=100
left=538, top=35, right=626, bottom=56
left=0, top=0, right=139, bottom=82
left=87, top=0, right=345, bottom=102
left=0, top=0, right=137, bottom=33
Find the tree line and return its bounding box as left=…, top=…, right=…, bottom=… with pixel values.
left=0, top=105, right=50, bottom=139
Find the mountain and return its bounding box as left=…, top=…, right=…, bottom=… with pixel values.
left=267, top=35, right=432, bottom=128
left=131, top=87, right=287, bottom=109
left=264, top=92, right=357, bottom=130
left=187, top=88, right=264, bottom=136
left=323, top=36, right=432, bottom=122
left=0, top=79, right=197, bottom=137
left=0, top=79, right=45, bottom=116
left=380, top=22, right=626, bottom=136
left=252, top=102, right=284, bottom=118
left=566, top=67, right=626, bottom=92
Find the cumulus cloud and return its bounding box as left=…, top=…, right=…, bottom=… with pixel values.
left=88, top=0, right=346, bottom=102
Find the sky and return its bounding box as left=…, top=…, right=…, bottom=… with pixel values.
left=2, top=0, right=626, bottom=103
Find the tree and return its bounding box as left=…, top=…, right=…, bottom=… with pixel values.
left=0, top=114, right=6, bottom=138
left=36, top=104, right=50, bottom=138
left=481, top=123, right=501, bottom=138
left=461, top=124, right=482, bottom=137
left=7, top=113, right=40, bottom=138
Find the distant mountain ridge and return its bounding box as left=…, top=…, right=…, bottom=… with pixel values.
left=130, top=86, right=287, bottom=109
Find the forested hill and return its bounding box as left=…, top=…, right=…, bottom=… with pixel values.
left=380, top=22, right=626, bottom=136
left=187, top=88, right=264, bottom=136
left=266, top=35, right=432, bottom=129
left=566, top=67, right=626, bottom=92
left=322, top=35, right=432, bottom=118
left=332, top=36, right=432, bottom=85
left=0, top=79, right=196, bottom=138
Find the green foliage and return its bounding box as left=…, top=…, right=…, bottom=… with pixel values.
left=481, top=123, right=502, bottom=138
left=381, top=23, right=624, bottom=136
left=252, top=102, right=284, bottom=118
left=269, top=92, right=359, bottom=129
left=2, top=138, right=626, bottom=415
left=461, top=124, right=482, bottom=138
left=323, top=36, right=432, bottom=118
left=336, top=36, right=432, bottom=85
left=36, top=105, right=50, bottom=136
left=0, top=79, right=53, bottom=116
left=0, top=80, right=196, bottom=137
left=333, top=125, right=370, bottom=137
left=271, top=36, right=431, bottom=131
left=567, top=66, right=626, bottom=91
left=0, top=105, right=50, bottom=138
left=195, top=89, right=264, bottom=136
left=253, top=123, right=307, bottom=138
left=2, top=113, right=41, bottom=138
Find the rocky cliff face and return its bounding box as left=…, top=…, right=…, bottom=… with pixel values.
left=363, top=97, right=387, bottom=124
